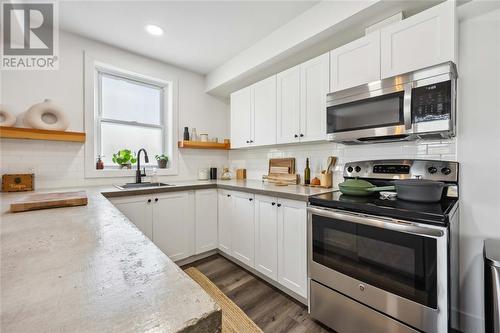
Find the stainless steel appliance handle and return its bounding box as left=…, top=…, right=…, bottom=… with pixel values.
left=308, top=206, right=444, bottom=238
left=403, top=83, right=413, bottom=130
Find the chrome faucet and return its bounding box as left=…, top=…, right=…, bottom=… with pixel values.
left=136, top=148, right=149, bottom=183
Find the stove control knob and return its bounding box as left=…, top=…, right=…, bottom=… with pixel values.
left=427, top=166, right=437, bottom=174
left=347, top=166, right=354, bottom=173
left=441, top=167, right=452, bottom=175
left=355, top=166, right=361, bottom=173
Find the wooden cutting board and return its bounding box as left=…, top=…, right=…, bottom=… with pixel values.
left=268, top=158, right=295, bottom=175
left=10, top=191, right=88, bottom=213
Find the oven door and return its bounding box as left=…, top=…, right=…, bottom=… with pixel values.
left=307, top=206, right=448, bottom=333
left=326, top=84, right=413, bottom=143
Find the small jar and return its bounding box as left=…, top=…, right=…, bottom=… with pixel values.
left=200, top=134, right=208, bottom=142
left=183, top=127, right=190, bottom=141
left=191, top=128, right=198, bottom=141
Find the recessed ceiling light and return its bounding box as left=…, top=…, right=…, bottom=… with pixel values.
left=145, top=24, right=164, bottom=36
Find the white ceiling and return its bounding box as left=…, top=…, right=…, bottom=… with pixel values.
left=59, top=1, right=318, bottom=74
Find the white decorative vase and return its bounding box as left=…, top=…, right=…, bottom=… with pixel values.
left=24, top=99, right=70, bottom=131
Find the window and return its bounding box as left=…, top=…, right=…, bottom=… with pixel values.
left=84, top=54, right=178, bottom=178
left=97, top=71, right=165, bottom=167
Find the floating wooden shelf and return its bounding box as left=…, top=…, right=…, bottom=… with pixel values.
left=178, top=140, right=230, bottom=150
left=0, top=126, right=86, bottom=143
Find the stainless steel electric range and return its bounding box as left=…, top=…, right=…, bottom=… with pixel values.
left=307, top=159, right=459, bottom=333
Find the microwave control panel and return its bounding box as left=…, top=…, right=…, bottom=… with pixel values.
left=412, top=80, right=452, bottom=123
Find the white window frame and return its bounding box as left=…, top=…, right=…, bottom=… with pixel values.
left=84, top=52, right=179, bottom=178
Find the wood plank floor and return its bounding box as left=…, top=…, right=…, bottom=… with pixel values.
left=182, top=254, right=334, bottom=333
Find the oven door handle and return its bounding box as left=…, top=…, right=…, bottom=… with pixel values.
left=308, top=206, right=444, bottom=238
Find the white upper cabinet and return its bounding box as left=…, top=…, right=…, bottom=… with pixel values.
left=254, top=195, right=279, bottom=280
left=253, top=76, right=277, bottom=146
left=217, top=190, right=233, bottom=255
left=277, top=198, right=307, bottom=298
left=299, top=52, right=329, bottom=142
left=380, top=0, right=456, bottom=78
left=195, top=189, right=218, bottom=254
left=153, top=191, right=195, bottom=262
left=330, top=31, right=381, bottom=92
left=230, top=76, right=277, bottom=148
left=230, top=86, right=252, bottom=149
left=277, top=52, right=329, bottom=144
left=277, top=65, right=301, bottom=144
left=231, top=192, right=255, bottom=267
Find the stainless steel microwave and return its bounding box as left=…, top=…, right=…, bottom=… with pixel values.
left=326, top=62, right=457, bottom=144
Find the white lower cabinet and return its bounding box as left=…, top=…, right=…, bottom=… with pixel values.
left=110, top=194, right=153, bottom=239
left=195, top=189, right=218, bottom=254
left=110, top=190, right=203, bottom=262
left=217, top=190, right=233, bottom=255
left=245, top=193, right=308, bottom=298
left=153, top=191, right=195, bottom=262
left=277, top=198, right=307, bottom=298
left=254, top=195, right=279, bottom=280
left=231, top=192, right=255, bottom=267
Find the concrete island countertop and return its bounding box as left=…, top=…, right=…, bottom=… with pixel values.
left=0, top=187, right=221, bottom=333
left=1, top=179, right=334, bottom=333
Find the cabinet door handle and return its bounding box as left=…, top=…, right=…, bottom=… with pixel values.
left=249, top=140, right=254, bottom=143
left=227, top=194, right=231, bottom=197
left=246, top=140, right=250, bottom=143
left=277, top=203, right=282, bottom=207
left=300, top=134, right=304, bottom=137
left=271, top=202, right=276, bottom=206
left=147, top=199, right=152, bottom=203
left=294, top=134, right=298, bottom=138
left=155, top=198, right=158, bottom=202
left=249, top=198, right=253, bottom=201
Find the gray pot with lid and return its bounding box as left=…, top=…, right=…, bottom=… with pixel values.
left=392, top=179, right=446, bottom=203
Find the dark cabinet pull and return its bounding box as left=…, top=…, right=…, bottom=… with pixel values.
left=249, top=140, right=254, bottom=143
left=249, top=198, right=253, bottom=201
left=294, top=134, right=298, bottom=138
left=155, top=198, right=158, bottom=202
left=300, top=134, right=304, bottom=137
left=271, top=202, right=276, bottom=206
left=147, top=199, right=152, bottom=203
left=277, top=203, right=282, bottom=207
left=246, top=140, right=250, bottom=143
left=227, top=194, right=231, bottom=197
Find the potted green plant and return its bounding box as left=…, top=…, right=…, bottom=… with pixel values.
left=112, top=149, right=137, bottom=169
left=155, top=154, right=169, bottom=169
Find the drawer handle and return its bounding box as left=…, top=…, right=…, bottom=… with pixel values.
left=272, top=202, right=276, bottom=206
left=147, top=199, right=152, bottom=203
left=155, top=198, right=158, bottom=202
left=277, top=203, right=282, bottom=207
left=249, top=198, right=253, bottom=201
left=359, top=284, right=365, bottom=292
left=227, top=194, right=231, bottom=197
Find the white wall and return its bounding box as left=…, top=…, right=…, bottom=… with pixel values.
left=0, top=31, right=229, bottom=189
left=457, top=2, right=500, bottom=332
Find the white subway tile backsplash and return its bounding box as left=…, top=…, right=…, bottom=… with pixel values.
left=228, top=139, right=457, bottom=182
left=427, top=143, right=456, bottom=155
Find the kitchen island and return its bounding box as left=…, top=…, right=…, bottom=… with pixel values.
left=0, top=188, right=221, bottom=333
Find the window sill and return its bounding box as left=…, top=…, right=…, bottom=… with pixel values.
left=85, top=167, right=178, bottom=179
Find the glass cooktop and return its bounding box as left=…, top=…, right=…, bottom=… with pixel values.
left=309, top=191, right=458, bottom=226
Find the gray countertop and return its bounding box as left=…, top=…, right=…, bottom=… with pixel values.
left=0, top=179, right=334, bottom=332
left=0, top=187, right=221, bottom=333
left=102, top=179, right=336, bottom=201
